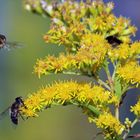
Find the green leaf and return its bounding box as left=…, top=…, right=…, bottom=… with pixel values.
left=83, top=104, right=100, bottom=117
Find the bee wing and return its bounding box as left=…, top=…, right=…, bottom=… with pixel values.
left=3, top=42, right=24, bottom=51
left=0, top=107, right=10, bottom=120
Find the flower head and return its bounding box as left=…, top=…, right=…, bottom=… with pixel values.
left=131, top=99, right=140, bottom=117
left=20, top=81, right=118, bottom=118
left=117, top=61, right=140, bottom=86
left=94, top=113, right=125, bottom=139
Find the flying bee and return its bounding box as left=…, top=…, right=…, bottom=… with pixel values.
left=0, top=97, right=26, bottom=125
left=0, top=34, right=22, bottom=51
left=0, top=34, right=6, bottom=48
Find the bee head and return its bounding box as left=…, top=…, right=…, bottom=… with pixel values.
left=0, top=34, right=6, bottom=41
left=0, top=34, right=6, bottom=48
left=15, top=96, right=23, bottom=103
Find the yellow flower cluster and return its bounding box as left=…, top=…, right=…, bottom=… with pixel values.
left=80, top=33, right=111, bottom=49
left=41, top=0, right=136, bottom=52
left=35, top=34, right=111, bottom=78
left=20, top=81, right=118, bottom=118
left=43, top=23, right=80, bottom=49
left=108, top=42, right=140, bottom=61
left=117, top=61, right=140, bottom=85
left=131, top=99, right=140, bottom=117
left=30, top=0, right=140, bottom=85
left=94, top=113, right=125, bottom=139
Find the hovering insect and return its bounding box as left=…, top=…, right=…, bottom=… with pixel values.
left=0, top=34, right=22, bottom=51
left=0, top=97, right=26, bottom=125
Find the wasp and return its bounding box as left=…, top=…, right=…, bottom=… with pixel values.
left=0, top=34, right=22, bottom=50
left=0, top=97, right=26, bottom=125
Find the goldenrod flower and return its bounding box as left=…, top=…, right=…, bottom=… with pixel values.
left=131, top=99, right=140, bottom=117
left=130, top=42, right=140, bottom=56
left=94, top=113, right=125, bottom=139
left=108, top=42, right=140, bottom=61
left=24, top=94, right=44, bottom=111
left=92, top=16, right=107, bottom=31
left=117, top=61, right=140, bottom=85
left=34, top=58, right=49, bottom=78
left=34, top=37, right=110, bottom=77
left=108, top=43, right=130, bottom=61
left=20, top=107, right=38, bottom=117
left=20, top=81, right=118, bottom=118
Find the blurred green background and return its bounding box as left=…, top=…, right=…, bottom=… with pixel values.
left=0, top=1, right=96, bottom=140
left=0, top=1, right=140, bottom=140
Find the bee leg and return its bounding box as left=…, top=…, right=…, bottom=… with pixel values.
left=18, top=111, right=25, bottom=121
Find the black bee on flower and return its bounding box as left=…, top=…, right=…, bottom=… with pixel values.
left=0, top=34, right=22, bottom=51
left=106, top=35, right=122, bottom=48
left=0, top=97, right=26, bottom=125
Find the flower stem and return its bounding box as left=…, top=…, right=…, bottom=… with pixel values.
left=104, top=60, right=114, bottom=92
left=97, top=79, right=111, bottom=91
left=70, top=101, right=100, bottom=117
left=123, top=118, right=139, bottom=140
left=115, top=107, right=119, bottom=120
left=63, top=71, right=111, bottom=91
